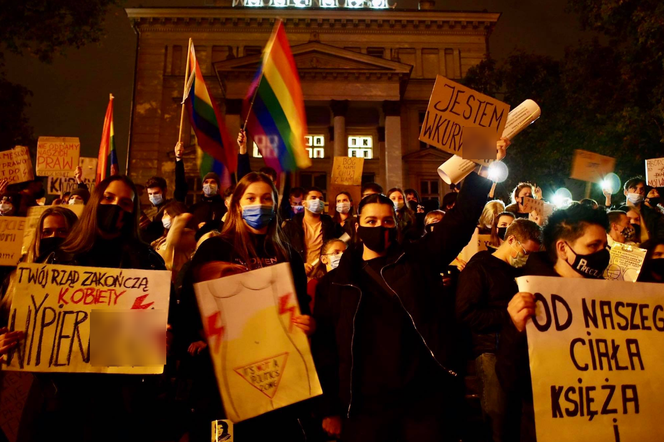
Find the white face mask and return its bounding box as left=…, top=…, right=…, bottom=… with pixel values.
left=336, top=202, right=351, bottom=214
left=328, top=253, right=342, bottom=270
left=306, top=199, right=325, bottom=214
left=393, top=200, right=404, bottom=211
left=203, top=183, right=218, bottom=196
left=626, top=193, right=643, bottom=205
left=0, top=203, right=13, bottom=215
left=69, top=198, right=84, bottom=205
left=162, top=216, right=172, bottom=230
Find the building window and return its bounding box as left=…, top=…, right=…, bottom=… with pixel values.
left=253, top=135, right=279, bottom=158
left=366, top=47, right=385, bottom=58
left=345, top=0, right=364, bottom=7
left=420, top=179, right=440, bottom=202
left=319, top=0, right=338, bottom=6
left=300, top=172, right=327, bottom=200
left=244, top=46, right=262, bottom=57
left=244, top=0, right=263, bottom=6
left=305, top=134, right=325, bottom=159
left=348, top=135, right=373, bottom=159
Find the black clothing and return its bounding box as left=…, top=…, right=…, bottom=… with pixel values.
left=282, top=212, right=342, bottom=261
left=455, top=251, right=518, bottom=358
left=188, top=194, right=226, bottom=229
left=312, top=172, right=492, bottom=418
left=504, top=203, right=529, bottom=219
left=141, top=159, right=188, bottom=243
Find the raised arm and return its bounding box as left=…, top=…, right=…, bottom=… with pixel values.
left=173, top=142, right=188, bottom=202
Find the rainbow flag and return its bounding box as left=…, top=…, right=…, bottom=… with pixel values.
left=242, top=20, right=310, bottom=174
left=183, top=43, right=236, bottom=187
left=196, top=149, right=225, bottom=183
left=97, top=94, right=119, bottom=182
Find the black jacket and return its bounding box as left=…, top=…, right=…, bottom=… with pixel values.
left=455, top=250, right=518, bottom=358
left=311, top=172, right=492, bottom=417
left=188, top=193, right=227, bottom=228
left=282, top=212, right=341, bottom=261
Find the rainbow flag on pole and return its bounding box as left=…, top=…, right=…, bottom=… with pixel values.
left=183, top=44, right=236, bottom=186
left=242, top=20, right=310, bottom=174
left=97, top=94, right=119, bottom=182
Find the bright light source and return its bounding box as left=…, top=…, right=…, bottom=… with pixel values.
left=602, top=173, right=621, bottom=195
left=487, top=161, right=508, bottom=183
left=552, top=188, right=573, bottom=208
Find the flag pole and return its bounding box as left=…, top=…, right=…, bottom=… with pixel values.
left=178, top=38, right=193, bottom=144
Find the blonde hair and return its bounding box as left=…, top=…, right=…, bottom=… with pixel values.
left=479, top=200, right=506, bottom=229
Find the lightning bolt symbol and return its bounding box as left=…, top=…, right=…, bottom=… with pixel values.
left=206, top=312, right=225, bottom=353
left=279, top=293, right=296, bottom=332
left=131, top=294, right=154, bottom=309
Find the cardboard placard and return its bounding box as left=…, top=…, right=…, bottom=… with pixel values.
left=451, top=228, right=492, bottom=266
left=0, top=146, right=34, bottom=185
left=331, top=157, right=364, bottom=186
left=194, top=263, right=322, bottom=422
left=47, top=157, right=97, bottom=196
left=570, top=149, right=616, bottom=183
left=36, top=137, right=80, bottom=178
left=522, top=197, right=555, bottom=224
left=645, top=157, right=664, bottom=188
left=21, top=205, right=84, bottom=256
left=4, top=263, right=171, bottom=374
left=604, top=242, right=647, bottom=282
left=419, top=75, right=510, bottom=166
left=501, top=99, right=541, bottom=140
left=0, top=217, right=27, bottom=267
left=519, top=276, right=664, bottom=442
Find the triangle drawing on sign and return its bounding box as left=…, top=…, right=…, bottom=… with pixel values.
left=234, top=353, right=289, bottom=399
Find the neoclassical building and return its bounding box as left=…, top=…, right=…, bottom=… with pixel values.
left=125, top=0, right=499, bottom=205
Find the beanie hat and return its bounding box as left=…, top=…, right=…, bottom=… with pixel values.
left=69, top=187, right=91, bottom=204
left=203, top=172, right=220, bottom=186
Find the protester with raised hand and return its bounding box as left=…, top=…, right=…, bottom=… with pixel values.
left=505, top=182, right=540, bottom=219
left=499, top=203, right=609, bottom=441
left=67, top=187, right=90, bottom=205
left=456, top=219, right=541, bottom=442
left=312, top=143, right=505, bottom=441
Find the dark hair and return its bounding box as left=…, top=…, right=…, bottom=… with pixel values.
left=332, top=191, right=355, bottom=223
left=289, top=187, right=305, bottom=199
left=162, top=200, right=188, bottom=218
left=578, top=198, right=598, bottom=209
left=310, top=239, right=347, bottom=280
left=361, top=182, right=383, bottom=196
left=511, top=182, right=534, bottom=205
left=624, top=176, right=646, bottom=192
left=27, top=206, right=80, bottom=263
left=404, top=188, right=420, bottom=202
left=146, top=176, right=167, bottom=191
left=490, top=211, right=516, bottom=247
left=638, top=239, right=664, bottom=282
left=387, top=187, right=416, bottom=225
left=358, top=193, right=395, bottom=216
left=223, top=185, right=235, bottom=199
left=306, top=186, right=325, bottom=199
left=542, top=203, right=609, bottom=262
left=221, top=172, right=288, bottom=270
left=259, top=167, right=277, bottom=182
left=607, top=210, right=627, bottom=230
left=442, top=192, right=457, bottom=210
left=60, top=175, right=142, bottom=255
left=505, top=218, right=542, bottom=245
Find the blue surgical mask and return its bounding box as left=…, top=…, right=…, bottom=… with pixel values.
left=336, top=202, right=351, bottom=214
left=242, top=204, right=275, bottom=229
left=328, top=253, right=342, bottom=270
left=149, top=193, right=164, bottom=206
left=306, top=199, right=325, bottom=214
left=203, top=183, right=218, bottom=196
left=626, top=193, right=643, bottom=205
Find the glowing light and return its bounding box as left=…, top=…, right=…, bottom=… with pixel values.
left=487, top=161, right=508, bottom=183
left=602, top=173, right=621, bottom=195
left=319, top=0, right=338, bottom=6
left=552, top=188, right=573, bottom=208
left=345, top=0, right=364, bottom=8
left=270, top=0, right=288, bottom=5
left=369, top=0, right=388, bottom=7
left=244, top=0, right=263, bottom=6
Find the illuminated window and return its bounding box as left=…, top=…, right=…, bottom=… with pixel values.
left=292, top=0, right=311, bottom=6
left=253, top=135, right=279, bottom=158
left=348, top=135, right=373, bottom=159
left=305, top=134, right=325, bottom=159
left=368, top=0, right=388, bottom=7
left=269, top=0, right=288, bottom=5
left=244, top=0, right=262, bottom=6
left=319, top=0, right=338, bottom=6
left=345, top=0, right=364, bottom=7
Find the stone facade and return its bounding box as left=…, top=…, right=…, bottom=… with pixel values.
left=126, top=5, right=499, bottom=204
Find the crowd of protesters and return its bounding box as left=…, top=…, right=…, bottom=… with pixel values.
left=0, top=132, right=663, bottom=442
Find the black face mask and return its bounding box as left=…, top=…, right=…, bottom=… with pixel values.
left=408, top=200, right=419, bottom=212
left=97, top=204, right=131, bottom=235
left=631, top=224, right=641, bottom=241
left=647, top=197, right=661, bottom=207
left=424, top=223, right=435, bottom=234
left=650, top=259, right=664, bottom=278
left=38, top=237, right=65, bottom=259
left=497, top=227, right=508, bottom=240
left=357, top=225, right=397, bottom=253
left=565, top=242, right=610, bottom=279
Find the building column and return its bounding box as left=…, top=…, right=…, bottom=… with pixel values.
left=383, top=100, right=403, bottom=190
left=330, top=100, right=349, bottom=157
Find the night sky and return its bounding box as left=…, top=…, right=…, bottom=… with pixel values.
left=4, top=0, right=592, bottom=170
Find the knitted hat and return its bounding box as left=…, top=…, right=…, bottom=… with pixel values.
left=69, top=187, right=91, bottom=204
left=203, top=172, right=220, bottom=186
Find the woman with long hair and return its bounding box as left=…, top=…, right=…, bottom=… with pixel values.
left=177, top=172, right=312, bottom=442
left=478, top=199, right=506, bottom=234
left=387, top=187, right=419, bottom=241
left=489, top=211, right=516, bottom=248
left=332, top=191, right=356, bottom=241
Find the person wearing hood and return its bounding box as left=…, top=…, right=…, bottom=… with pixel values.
left=67, top=187, right=90, bottom=206
left=188, top=171, right=227, bottom=230
left=455, top=219, right=542, bottom=442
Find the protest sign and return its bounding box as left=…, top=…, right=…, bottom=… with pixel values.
left=21, top=205, right=84, bottom=255
left=194, top=263, right=322, bottom=422
left=48, top=157, right=97, bottom=196
left=4, top=263, right=171, bottom=374
left=570, top=149, right=616, bottom=183
left=420, top=75, right=510, bottom=165
left=0, top=146, right=34, bottom=185
left=522, top=197, right=555, bottom=224
left=645, top=157, right=664, bottom=187
left=451, top=229, right=492, bottom=267
left=36, top=137, right=80, bottom=178
left=518, top=276, right=664, bottom=442
left=331, top=157, right=364, bottom=186
left=604, top=242, right=647, bottom=282
left=501, top=99, right=541, bottom=140
left=0, top=217, right=27, bottom=266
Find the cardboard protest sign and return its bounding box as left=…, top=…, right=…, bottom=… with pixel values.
left=21, top=205, right=84, bottom=255
left=36, top=137, right=80, bottom=178
left=0, top=217, right=27, bottom=266
left=518, top=276, right=664, bottom=442
left=0, top=146, right=34, bottom=185
left=331, top=157, right=364, bottom=186
left=48, top=157, right=97, bottom=196
left=420, top=75, right=510, bottom=165
left=645, top=157, right=664, bottom=188
left=501, top=99, right=541, bottom=140
left=194, top=263, right=322, bottom=422
left=604, top=242, right=647, bottom=282
left=522, top=197, right=555, bottom=224
left=4, top=263, right=171, bottom=374
left=570, top=149, right=616, bottom=183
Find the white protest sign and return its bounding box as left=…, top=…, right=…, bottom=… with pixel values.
left=570, top=149, right=616, bottom=183
left=36, top=137, right=80, bottom=178
left=0, top=146, right=34, bottom=185
left=48, top=157, right=97, bottom=196
left=4, top=263, right=171, bottom=374
left=645, top=158, right=664, bottom=188
left=519, top=275, right=664, bottom=442
left=522, top=197, right=555, bottom=224
left=604, top=243, right=647, bottom=282
left=0, top=217, right=27, bottom=267
left=21, top=205, right=84, bottom=255
left=451, top=229, right=492, bottom=267
left=194, top=263, right=322, bottom=422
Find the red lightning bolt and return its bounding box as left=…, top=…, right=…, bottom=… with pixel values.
left=206, top=312, right=225, bottom=353
left=279, top=293, right=296, bottom=332
left=131, top=294, right=154, bottom=309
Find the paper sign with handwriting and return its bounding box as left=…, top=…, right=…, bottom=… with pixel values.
left=0, top=217, right=27, bottom=267
left=645, top=158, right=664, bottom=188
left=570, top=149, right=615, bottom=183
left=0, top=146, right=34, bottom=185
left=36, top=137, right=80, bottom=178
left=48, top=157, right=97, bottom=195
left=4, top=263, right=171, bottom=374
left=331, top=157, right=364, bottom=186
left=604, top=242, right=646, bottom=283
